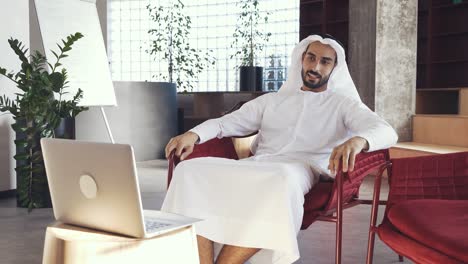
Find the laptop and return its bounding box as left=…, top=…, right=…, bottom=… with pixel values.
left=41, top=138, right=200, bottom=238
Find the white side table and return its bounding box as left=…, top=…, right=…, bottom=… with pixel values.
left=42, top=222, right=199, bottom=264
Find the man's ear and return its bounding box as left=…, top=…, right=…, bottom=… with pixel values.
left=302, top=52, right=306, bottom=61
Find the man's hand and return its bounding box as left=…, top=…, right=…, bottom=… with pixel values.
left=328, top=136, right=369, bottom=174
left=165, top=131, right=200, bottom=160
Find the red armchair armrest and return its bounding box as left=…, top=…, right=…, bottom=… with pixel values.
left=167, top=137, right=239, bottom=188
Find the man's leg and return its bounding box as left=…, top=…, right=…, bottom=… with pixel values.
left=197, top=235, right=214, bottom=264
left=215, top=245, right=260, bottom=264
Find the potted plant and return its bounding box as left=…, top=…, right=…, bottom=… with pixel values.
left=0, top=32, right=88, bottom=210
left=146, top=0, right=216, bottom=92
left=231, top=0, right=271, bottom=92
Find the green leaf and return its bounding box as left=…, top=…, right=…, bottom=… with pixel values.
left=49, top=72, right=65, bottom=93
left=14, top=153, right=30, bottom=161
left=51, top=50, right=59, bottom=59
left=14, top=139, right=29, bottom=148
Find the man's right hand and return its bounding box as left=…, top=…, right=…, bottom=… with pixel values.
left=165, top=131, right=200, bottom=160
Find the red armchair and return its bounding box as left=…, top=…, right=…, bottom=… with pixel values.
left=366, top=152, right=468, bottom=264
left=167, top=137, right=391, bottom=264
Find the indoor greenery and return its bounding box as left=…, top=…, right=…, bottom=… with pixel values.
left=230, top=0, right=271, bottom=67
left=0, top=32, right=87, bottom=211
left=147, top=0, right=216, bottom=92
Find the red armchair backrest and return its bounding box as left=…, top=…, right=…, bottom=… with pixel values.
left=386, top=151, right=468, bottom=216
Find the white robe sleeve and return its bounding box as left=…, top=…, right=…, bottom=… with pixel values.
left=189, top=94, right=272, bottom=144
left=342, top=98, right=398, bottom=152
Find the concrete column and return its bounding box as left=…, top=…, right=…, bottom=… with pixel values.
left=349, top=0, right=418, bottom=141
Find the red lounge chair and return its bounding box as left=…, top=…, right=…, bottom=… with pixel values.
left=167, top=137, right=391, bottom=264
left=366, top=152, right=468, bottom=264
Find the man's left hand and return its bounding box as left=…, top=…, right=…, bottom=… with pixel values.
left=328, top=137, right=369, bottom=174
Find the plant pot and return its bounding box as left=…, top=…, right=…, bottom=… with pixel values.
left=54, top=117, right=75, bottom=139
left=239, top=66, right=263, bottom=92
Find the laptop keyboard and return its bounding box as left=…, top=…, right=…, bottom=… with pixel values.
left=144, top=218, right=172, bottom=233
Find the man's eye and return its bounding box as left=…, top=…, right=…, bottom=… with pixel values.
left=321, top=60, right=330, bottom=65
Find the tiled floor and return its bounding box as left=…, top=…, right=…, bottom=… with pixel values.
left=0, top=160, right=409, bottom=264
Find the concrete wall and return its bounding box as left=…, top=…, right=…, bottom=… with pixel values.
left=375, top=0, right=417, bottom=141
left=75, top=82, right=178, bottom=161
left=349, top=0, right=418, bottom=141
left=0, top=1, right=29, bottom=191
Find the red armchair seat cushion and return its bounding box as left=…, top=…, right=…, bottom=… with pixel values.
left=387, top=199, right=468, bottom=263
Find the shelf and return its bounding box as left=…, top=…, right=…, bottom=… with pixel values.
left=326, top=19, right=348, bottom=25
left=416, top=87, right=468, bottom=115
left=432, top=2, right=468, bottom=9
left=301, top=22, right=323, bottom=27
left=418, top=59, right=468, bottom=65
left=301, top=0, right=323, bottom=5
left=418, top=30, right=468, bottom=39
left=417, top=87, right=468, bottom=91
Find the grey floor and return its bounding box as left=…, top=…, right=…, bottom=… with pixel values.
left=0, top=160, right=410, bottom=264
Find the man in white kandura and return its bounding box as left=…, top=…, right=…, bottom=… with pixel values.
left=162, top=34, right=398, bottom=264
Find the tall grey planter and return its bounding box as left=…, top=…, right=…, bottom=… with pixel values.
left=75, top=81, right=177, bottom=161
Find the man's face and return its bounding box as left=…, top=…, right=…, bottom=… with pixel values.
left=301, top=41, right=337, bottom=91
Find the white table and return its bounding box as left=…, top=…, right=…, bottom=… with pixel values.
left=42, top=222, right=199, bottom=264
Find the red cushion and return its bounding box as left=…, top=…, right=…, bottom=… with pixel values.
left=377, top=220, right=462, bottom=264
left=301, top=182, right=333, bottom=229
left=388, top=199, right=468, bottom=263
left=304, top=182, right=333, bottom=211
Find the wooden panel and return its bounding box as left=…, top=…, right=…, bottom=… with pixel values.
left=413, top=115, right=468, bottom=147
left=300, top=0, right=324, bottom=40
left=193, top=93, right=225, bottom=118
left=460, top=88, right=468, bottom=115
left=431, top=34, right=468, bottom=62
left=431, top=61, right=468, bottom=88
left=416, top=90, right=459, bottom=114
left=416, top=0, right=468, bottom=88
left=299, top=0, right=349, bottom=50
left=431, top=2, right=468, bottom=35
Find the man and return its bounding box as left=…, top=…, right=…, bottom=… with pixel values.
left=162, top=35, right=398, bottom=264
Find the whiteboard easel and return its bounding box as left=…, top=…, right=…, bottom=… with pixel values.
left=34, top=0, right=116, bottom=143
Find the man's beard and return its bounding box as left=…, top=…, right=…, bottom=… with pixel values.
left=301, top=69, right=331, bottom=89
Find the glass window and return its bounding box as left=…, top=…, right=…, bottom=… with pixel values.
left=108, top=0, right=299, bottom=92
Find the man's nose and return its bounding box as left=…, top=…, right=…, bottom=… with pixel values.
left=311, top=61, right=321, bottom=72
